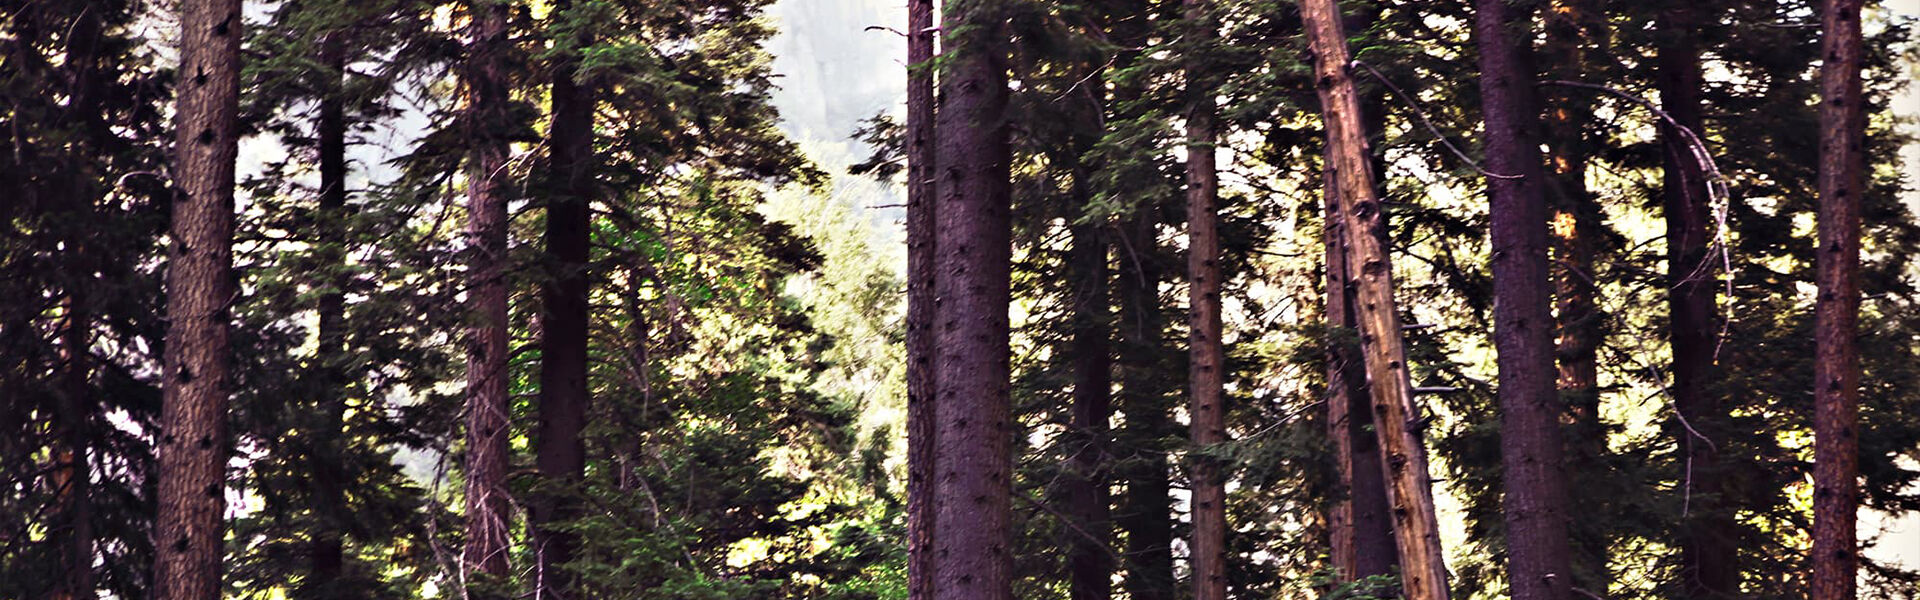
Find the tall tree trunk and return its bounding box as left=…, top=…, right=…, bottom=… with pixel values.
left=905, top=0, right=938, bottom=594
left=536, top=1, right=594, bottom=596
left=304, top=28, right=350, bottom=598
left=1065, top=173, right=1112, bottom=600
left=54, top=4, right=106, bottom=597
left=1541, top=0, right=1610, bottom=591
left=156, top=0, right=243, bottom=598
left=1474, top=3, right=1575, bottom=600
left=1321, top=169, right=1397, bottom=584
left=1107, top=6, right=1176, bottom=597
left=1320, top=3, right=1398, bottom=587
left=1810, top=1, right=1865, bottom=598
left=1654, top=7, right=1734, bottom=597
left=461, top=0, right=514, bottom=594
left=931, top=0, right=1012, bottom=598
left=1302, top=2, right=1452, bottom=598
left=1182, top=1, right=1227, bottom=599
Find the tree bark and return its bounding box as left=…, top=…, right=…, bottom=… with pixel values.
left=1319, top=3, right=1398, bottom=587
left=1473, top=3, right=1575, bottom=600
left=535, top=1, right=594, bottom=596
left=1301, top=1, right=1451, bottom=598
left=905, top=0, right=938, bottom=594
left=304, top=27, right=350, bottom=598
left=156, top=0, right=243, bottom=598
left=461, top=0, right=514, bottom=594
left=931, top=0, right=1012, bottom=598
left=53, top=4, right=106, bottom=597
left=1107, top=6, right=1176, bottom=597
left=1065, top=175, right=1112, bottom=600
left=1322, top=169, right=1398, bottom=584
left=1810, top=1, right=1865, bottom=598
left=1541, top=0, right=1610, bottom=591
left=1182, top=2, right=1227, bottom=600
left=1653, top=6, right=1735, bottom=597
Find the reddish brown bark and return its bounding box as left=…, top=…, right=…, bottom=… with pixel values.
left=1810, top=1, right=1865, bottom=598
left=1302, top=1, right=1451, bottom=598
left=930, top=1, right=1013, bottom=598
left=155, top=0, right=243, bottom=598
left=1322, top=169, right=1397, bottom=584
left=461, top=0, right=514, bottom=594
left=905, top=0, right=938, bottom=595
left=1182, top=1, right=1226, bottom=599
left=52, top=4, right=106, bottom=597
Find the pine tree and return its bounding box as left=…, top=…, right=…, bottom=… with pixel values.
left=460, top=0, right=515, bottom=594
left=1810, top=1, right=1866, bottom=598
left=156, top=0, right=244, bottom=598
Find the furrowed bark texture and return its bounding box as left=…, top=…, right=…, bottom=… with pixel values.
left=156, top=0, right=242, bottom=598
left=1182, top=1, right=1226, bottom=599
left=1542, top=0, right=1610, bottom=591
left=461, top=0, right=514, bottom=593
left=1302, top=1, right=1451, bottom=598
left=536, top=1, right=594, bottom=596
left=1474, top=3, right=1574, bottom=600
left=1654, top=6, right=1735, bottom=597
left=905, top=0, right=938, bottom=595
left=1810, top=1, right=1865, bottom=598
left=931, top=1, right=1013, bottom=598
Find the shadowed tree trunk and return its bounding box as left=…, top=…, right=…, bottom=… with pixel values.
left=155, top=0, right=243, bottom=598
left=1302, top=1, right=1451, bottom=598
left=1182, top=1, right=1226, bottom=599
left=52, top=4, right=106, bottom=597
left=1474, top=3, right=1574, bottom=600
left=931, top=0, right=1013, bottom=599
left=303, top=27, right=350, bottom=598
left=461, top=0, right=514, bottom=594
left=535, top=1, right=594, bottom=597
left=1654, top=6, right=1735, bottom=597
left=905, top=0, right=938, bottom=595
left=1065, top=171, right=1112, bottom=600
left=1810, top=1, right=1865, bottom=598
left=1106, top=5, right=1176, bottom=597
left=1541, top=0, right=1611, bottom=591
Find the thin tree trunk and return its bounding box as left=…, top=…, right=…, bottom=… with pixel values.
left=1182, top=0, right=1227, bottom=598
left=1109, top=6, right=1176, bottom=596
left=1473, top=3, right=1575, bottom=600
left=304, top=28, right=350, bottom=598
left=53, top=4, right=106, bottom=597
left=156, top=0, right=243, bottom=598
left=1653, top=7, right=1734, bottom=597
left=1810, top=1, right=1865, bottom=598
left=1302, top=2, right=1451, bottom=598
left=1541, top=0, right=1610, bottom=591
left=1065, top=173, right=1112, bottom=600
left=931, top=0, right=1012, bottom=598
left=535, top=1, right=594, bottom=596
left=461, top=0, right=514, bottom=594
left=905, top=0, right=938, bottom=594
